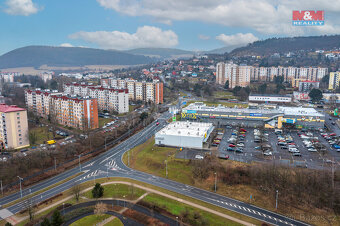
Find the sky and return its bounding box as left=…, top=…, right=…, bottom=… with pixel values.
left=0, top=0, right=340, bottom=55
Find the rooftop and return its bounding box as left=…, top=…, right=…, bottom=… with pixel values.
left=278, top=106, right=324, bottom=117
left=0, top=104, right=26, bottom=113
left=157, top=121, right=213, bottom=138
left=249, top=93, right=291, bottom=97
left=184, top=103, right=282, bottom=115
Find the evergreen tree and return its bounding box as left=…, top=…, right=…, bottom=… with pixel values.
left=51, top=210, right=63, bottom=226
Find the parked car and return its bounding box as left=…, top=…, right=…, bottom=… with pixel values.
left=218, top=155, right=229, bottom=160
left=195, top=155, right=204, bottom=160
left=263, top=151, right=272, bottom=156
left=227, top=147, right=235, bottom=151
left=235, top=148, right=244, bottom=153
left=292, top=152, right=302, bottom=156
left=229, top=144, right=236, bottom=147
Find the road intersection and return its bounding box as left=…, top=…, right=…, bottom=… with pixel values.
left=0, top=112, right=309, bottom=226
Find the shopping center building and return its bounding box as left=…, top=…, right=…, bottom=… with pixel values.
left=181, top=102, right=325, bottom=129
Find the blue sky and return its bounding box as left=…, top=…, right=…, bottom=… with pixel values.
left=0, top=0, right=340, bottom=55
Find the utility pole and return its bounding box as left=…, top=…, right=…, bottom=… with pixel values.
left=276, top=190, right=279, bottom=209
left=0, top=180, right=3, bottom=196
left=214, top=172, right=217, bottom=192
left=332, top=157, right=335, bottom=190
left=128, top=152, right=130, bottom=167
left=78, top=154, right=81, bottom=172
left=17, top=176, right=23, bottom=198
left=105, top=136, right=107, bottom=151
left=54, top=157, right=57, bottom=171
left=165, top=160, right=168, bottom=178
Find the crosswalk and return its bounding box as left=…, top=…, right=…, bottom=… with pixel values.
left=77, top=170, right=102, bottom=181
left=210, top=198, right=294, bottom=225
left=106, top=159, right=123, bottom=171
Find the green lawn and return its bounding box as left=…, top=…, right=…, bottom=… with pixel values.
left=104, top=217, right=123, bottom=226
left=129, top=105, right=135, bottom=112
left=83, top=184, right=145, bottom=200
left=123, top=138, right=194, bottom=184
left=213, top=91, right=236, bottom=99
left=70, top=214, right=111, bottom=226
left=99, top=118, right=114, bottom=128
left=142, top=194, right=242, bottom=226
left=29, top=126, right=55, bottom=145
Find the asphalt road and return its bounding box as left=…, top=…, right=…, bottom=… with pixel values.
left=0, top=111, right=310, bottom=226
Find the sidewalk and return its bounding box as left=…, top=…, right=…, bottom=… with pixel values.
left=9, top=181, right=255, bottom=226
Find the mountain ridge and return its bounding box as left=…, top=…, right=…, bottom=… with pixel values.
left=0, top=45, right=155, bottom=69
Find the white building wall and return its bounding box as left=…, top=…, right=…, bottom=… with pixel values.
left=155, top=134, right=204, bottom=149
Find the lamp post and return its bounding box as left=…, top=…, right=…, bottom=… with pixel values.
left=275, top=190, right=279, bottom=209
left=78, top=154, right=81, bottom=172
left=54, top=157, right=57, bottom=171
left=165, top=160, right=168, bottom=178
left=17, top=176, right=23, bottom=198
left=214, top=172, right=217, bottom=192
left=0, top=180, right=3, bottom=196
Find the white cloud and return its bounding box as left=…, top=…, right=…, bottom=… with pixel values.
left=198, top=34, right=210, bottom=40
left=4, top=0, right=40, bottom=16
left=96, top=0, right=340, bottom=36
left=216, top=33, right=258, bottom=47
left=69, top=26, right=178, bottom=50
left=60, top=43, right=74, bottom=47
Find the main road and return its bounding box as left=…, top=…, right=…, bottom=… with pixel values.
left=0, top=111, right=309, bottom=226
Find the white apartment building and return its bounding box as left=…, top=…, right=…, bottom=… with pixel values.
left=100, top=79, right=164, bottom=104
left=217, top=63, right=328, bottom=85
left=64, top=83, right=129, bottom=114
left=329, top=71, right=340, bottom=90
left=25, top=89, right=61, bottom=119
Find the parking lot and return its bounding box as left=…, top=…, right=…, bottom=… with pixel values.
left=217, top=125, right=340, bottom=169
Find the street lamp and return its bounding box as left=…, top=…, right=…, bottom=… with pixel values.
left=165, top=160, right=168, bottom=178
left=78, top=154, right=81, bottom=172
left=214, top=172, right=217, bottom=192
left=63, top=202, right=65, bottom=215
left=176, top=216, right=178, bottom=226
left=0, top=180, right=3, bottom=196
left=17, top=176, right=23, bottom=198
left=275, top=190, right=279, bottom=209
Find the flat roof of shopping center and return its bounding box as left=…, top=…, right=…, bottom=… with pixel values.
left=157, top=121, right=213, bottom=137
left=183, top=102, right=325, bottom=117
left=184, top=102, right=282, bottom=115
left=278, top=106, right=324, bottom=117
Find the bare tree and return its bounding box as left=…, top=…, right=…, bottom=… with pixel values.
left=71, top=183, right=81, bottom=202
left=94, top=202, right=107, bottom=216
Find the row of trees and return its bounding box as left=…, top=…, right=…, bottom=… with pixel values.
left=0, top=109, right=155, bottom=187
left=191, top=156, right=340, bottom=214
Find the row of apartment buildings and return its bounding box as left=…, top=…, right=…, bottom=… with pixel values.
left=216, top=62, right=328, bottom=88
left=25, top=89, right=99, bottom=130
left=100, top=78, right=164, bottom=104
left=63, top=83, right=129, bottom=114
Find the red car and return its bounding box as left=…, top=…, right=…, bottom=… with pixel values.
left=330, top=133, right=336, bottom=136
left=229, top=144, right=235, bottom=147
left=219, top=155, right=230, bottom=160
left=156, top=122, right=160, bottom=125
left=240, top=128, right=247, bottom=132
